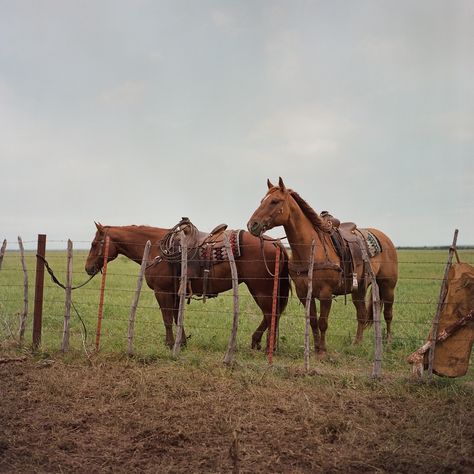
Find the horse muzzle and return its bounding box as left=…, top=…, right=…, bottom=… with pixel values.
left=247, top=220, right=266, bottom=237
left=85, top=264, right=101, bottom=276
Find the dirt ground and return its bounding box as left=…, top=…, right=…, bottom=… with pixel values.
left=1, top=354, right=473, bottom=474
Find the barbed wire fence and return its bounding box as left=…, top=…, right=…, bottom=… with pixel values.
left=1, top=234, right=473, bottom=378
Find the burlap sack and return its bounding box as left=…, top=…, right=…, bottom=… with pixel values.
left=432, top=263, right=474, bottom=377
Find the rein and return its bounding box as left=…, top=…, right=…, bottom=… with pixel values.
left=259, top=235, right=287, bottom=277
left=36, top=254, right=98, bottom=290
left=36, top=254, right=95, bottom=353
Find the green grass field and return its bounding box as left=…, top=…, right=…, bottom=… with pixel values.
left=1, top=248, right=473, bottom=380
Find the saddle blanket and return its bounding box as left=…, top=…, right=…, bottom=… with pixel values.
left=197, top=229, right=242, bottom=263
left=363, top=230, right=383, bottom=258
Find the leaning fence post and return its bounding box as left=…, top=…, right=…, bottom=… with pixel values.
left=304, top=240, right=315, bottom=372
left=61, top=240, right=73, bottom=352
left=0, top=239, right=6, bottom=270
left=173, top=231, right=188, bottom=357
left=95, top=235, right=110, bottom=351
left=128, top=240, right=152, bottom=356
left=267, top=244, right=281, bottom=365
left=17, top=237, right=28, bottom=344
left=33, top=234, right=46, bottom=350
left=427, top=229, right=459, bottom=380
left=223, top=234, right=240, bottom=365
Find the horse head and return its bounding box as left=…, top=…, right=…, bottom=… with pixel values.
left=247, top=177, right=292, bottom=237
left=84, top=222, right=120, bottom=275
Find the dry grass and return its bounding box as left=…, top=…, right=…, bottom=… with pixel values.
left=1, top=351, right=473, bottom=474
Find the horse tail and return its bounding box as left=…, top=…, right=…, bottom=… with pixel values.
left=365, top=285, right=374, bottom=328
left=277, top=244, right=291, bottom=315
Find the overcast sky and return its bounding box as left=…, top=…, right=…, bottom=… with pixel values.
left=1, top=0, right=473, bottom=249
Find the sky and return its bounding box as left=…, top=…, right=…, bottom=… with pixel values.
left=1, top=0, right=473, bottom=249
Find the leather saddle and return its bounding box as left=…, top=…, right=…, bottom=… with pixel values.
left=320, top=211, right=367, bottom=292
left=162, top=217, right=239, bottom=301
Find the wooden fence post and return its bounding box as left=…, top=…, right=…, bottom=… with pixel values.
left=173, top=231, right=187, bottom=357
left=17, top=237, right=28, bottom=344
left=356, top=234, right=382, bottom=378
left=61, top=239, right=73, bottom=352
left=128, top=240, right=152, bottom=356
left=371, top=277, right=382, bottom=378
left=304, top=240, right=315, bottom=372
left=223, top=234, right=239, bottom=365
left=32, top=234, right=46, bottom=350
left=427, top=229, right=459, bottom=380
left=95, top=235, right=110, bottom=351
left=267, top=244, right=281, bottom=365
left=0, top=239, right=6, bottom=270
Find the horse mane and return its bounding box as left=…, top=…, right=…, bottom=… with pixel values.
left=287, top=189, right=324, bottom=231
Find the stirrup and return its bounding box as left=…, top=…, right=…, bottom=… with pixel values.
left=352, top=273, right=358, bottom=291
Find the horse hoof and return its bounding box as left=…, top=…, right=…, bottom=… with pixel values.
left=315, top=350, right=327, bottom=360
left=251, top=342, right=261, bottom=351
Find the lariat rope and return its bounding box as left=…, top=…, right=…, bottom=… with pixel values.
left=159, top=219, right=199, bottom=263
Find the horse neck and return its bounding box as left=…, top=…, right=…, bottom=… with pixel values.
left=283, top=200, right=330, bottom=264
left=107, top=226, right=165, bottom=263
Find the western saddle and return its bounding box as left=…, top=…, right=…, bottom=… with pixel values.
left=320, top=211, right=374, bottom=292
left=160, top=217, right=239, bottom=301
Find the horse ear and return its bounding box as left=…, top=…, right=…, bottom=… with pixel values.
left=94, top=221, right=104, bottom=232
left=267, top=179, right=275, bottom=189
left=278, top=177, right=286, bottom=191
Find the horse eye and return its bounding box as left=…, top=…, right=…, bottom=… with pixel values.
left=270, top=199, right=279, bottom=205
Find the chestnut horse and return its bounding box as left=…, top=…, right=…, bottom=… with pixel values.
left=85, top=222, right=290, bottom=350
left=247, top=178, right=398, bottom=356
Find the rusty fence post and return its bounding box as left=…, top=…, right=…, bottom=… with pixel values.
left=33, top=234, right=46, bottom=350
left=95, top=235, right=110, bottom=351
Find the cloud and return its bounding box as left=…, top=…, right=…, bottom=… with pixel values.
left=211, top=10, right=235, bottom=30
left=148, top=50, right=163, bottom=63
left=249, top=107, right=354, bottom=158
left=99, top=80, right=146, bottom=105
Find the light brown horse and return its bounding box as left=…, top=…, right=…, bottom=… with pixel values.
left=247, top=178, right=398, bottom=356
left=85, top=222, right=290, bottom=350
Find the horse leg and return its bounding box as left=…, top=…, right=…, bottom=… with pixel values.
left=251, top=317, right=268, bottom=351
left=296, top=290, right=320, bottom=354
left=352, top=285, right=368, bottom=345
left=173, top=301, right=187, bottom=347
left=317, top=293, right=332, bottom=356
left=255, top=294, right=283, bottom=354
left=378, top=279, right=396, bottom=343
left=154, top=291, right=175, bottom=348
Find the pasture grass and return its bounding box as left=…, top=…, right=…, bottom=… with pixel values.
left=2, top=247, right=473, bottom=472
left=0, top=248, right=473, bottom=381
